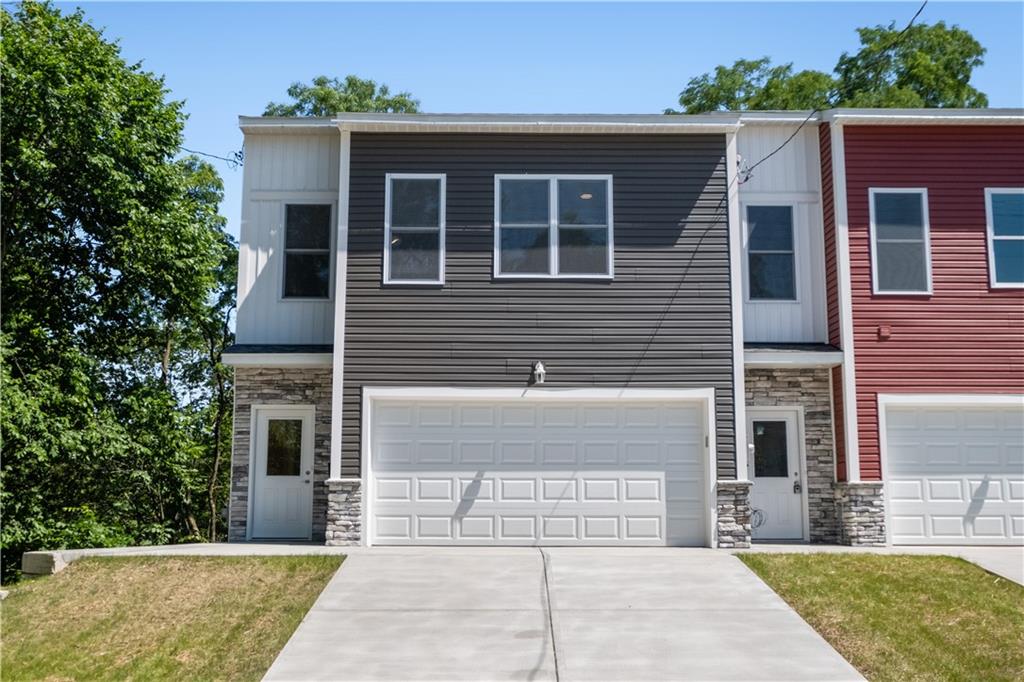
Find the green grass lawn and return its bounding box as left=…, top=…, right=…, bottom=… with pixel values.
left=740, top=553, right=1024, bottom=682
left=1, top=555, right=342, bottom=681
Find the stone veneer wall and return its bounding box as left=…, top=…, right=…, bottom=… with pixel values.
left=745, top=368, right=840, bottom=543
left=835, top=482, right=886, bottom=546
left=326, top=479, right=362, bottom=545
left=228, top=367, right=332, bottom=542
left=716, top=481, right=752, bottom=548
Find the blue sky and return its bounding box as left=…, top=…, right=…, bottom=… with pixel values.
left=63, top=2, right=1024, bottom=240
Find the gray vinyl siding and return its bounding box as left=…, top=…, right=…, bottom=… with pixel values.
left=343, top=133, right=736, bottom=478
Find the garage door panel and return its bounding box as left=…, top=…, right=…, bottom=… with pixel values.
left=369, top=399, right=707, bottom=546
left=885, top=403, right=1024, bottom=546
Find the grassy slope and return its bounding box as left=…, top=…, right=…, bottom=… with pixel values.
left=2, top=555, right=342, bottom=681
left=740, top=553, right=1024, bottom=682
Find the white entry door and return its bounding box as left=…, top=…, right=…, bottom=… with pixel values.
left=251, top=407, right=314, bottom=539
left=748, top=410, right=804, bottom=540
left=368, top=397, right=709, bottom=546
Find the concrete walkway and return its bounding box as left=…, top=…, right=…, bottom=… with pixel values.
left=736, top=544, right=1024, bottom=586
left=264, top=548, right=862, bottom=682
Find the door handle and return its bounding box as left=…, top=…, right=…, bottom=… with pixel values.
left=793, top=480, right=802, bottom=494
left=304, top=479, right=311, bottom=484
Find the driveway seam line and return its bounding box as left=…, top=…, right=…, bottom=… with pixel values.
left=539, top=548, right=560, bottom=682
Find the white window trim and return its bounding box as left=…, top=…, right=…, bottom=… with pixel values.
left=280, top=199, right=337, bottom=302
left=383, top=173, right=446, bottom=286
left=985, top=187, right=1024, bottom=289
left=742, top=202, right=800, bottom=304
left=868, top=188, right=933, bottom=295
left=493, top=174, right=614, bottom=280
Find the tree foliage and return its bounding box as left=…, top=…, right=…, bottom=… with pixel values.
left=264, top=75, right=419, bottom=116
left=1, top=1, right=236, bottom=582
left=672, top=20, right=988, bottom=113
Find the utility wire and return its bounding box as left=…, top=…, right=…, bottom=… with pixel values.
left=181, top=146, right=244, bottom=169
left=738, top=0, right=928, bottom=184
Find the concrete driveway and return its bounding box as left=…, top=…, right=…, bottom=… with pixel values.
left=264, top=548, right=862, bottom=681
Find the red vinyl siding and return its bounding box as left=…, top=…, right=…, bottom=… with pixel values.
left=843, top=125, right=1024, bottom=480
left=819, top=123, right=847, bottom=481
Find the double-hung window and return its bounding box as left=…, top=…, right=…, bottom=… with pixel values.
left=283, top=204, right=333, bottom=299
left=985, top=188, right=1024, bottom=288
left=384, top=173, right=446, bottom=285
left=495, top=175, right=613, bottom=278
left=746, top=205, right=796, bottom=301
left=870, top=188, right=932, bottom=294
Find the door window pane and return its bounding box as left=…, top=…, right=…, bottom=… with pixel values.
left=753, top=421, right=789, bottom=478
left=872, top=191, right=930, bottom=292
left=283, top=204, right=332, bottom=298
left=500, top=227, right=550, bottom=274
left=747, top=206, right=796, bottom=300
left=390, top=230, right=441, bottom=281
left=267, top=419, right=302, bottom=476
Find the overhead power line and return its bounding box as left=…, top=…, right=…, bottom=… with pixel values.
left=181, top=146, right=244, bottom=169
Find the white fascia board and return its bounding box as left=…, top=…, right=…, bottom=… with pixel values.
left=332, top=116, right=740, bottom=135
left=239, top=116, right=337, bottom=134
left=222, top=353, right=332, bottom=367
left=744, top=350, right=844, bottom=367
left=823, top=108, right=1024, bottom=125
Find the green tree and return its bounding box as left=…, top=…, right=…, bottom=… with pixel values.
left=674, top=58, right=833, bottom=113
left=264, top=75, right=419, bottom=116
left=834, top=22, right=987, bottom=108
left=671, top=20, right=988, bottom=113
left=1, top=2, right=235, bottom=581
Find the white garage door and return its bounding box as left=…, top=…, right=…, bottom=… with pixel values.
left=368, top=398, right=708, bottom=546
left=885, top=402, right=1024, bottom=545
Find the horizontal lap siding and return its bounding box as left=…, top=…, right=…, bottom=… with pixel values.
left=844, top=125, right=1024, bottom=480
left=343, top=133, right=734, bottom=478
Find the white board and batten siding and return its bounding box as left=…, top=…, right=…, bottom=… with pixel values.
left=236, top=132, right=340, bottom=345
left=737, top=123, right=828, bottom=344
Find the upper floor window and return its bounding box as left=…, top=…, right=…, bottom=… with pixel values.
left=746, top=205, right=796, bottom=301
left=985, top=188, right=1024, bottom=288
left=283, top=204, right=332, bottom=299
left=869, top=189, right=932, bottom=295
left=384, top=174, right=446, bottom=285
left=495, top=175, right=613, bottom=278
